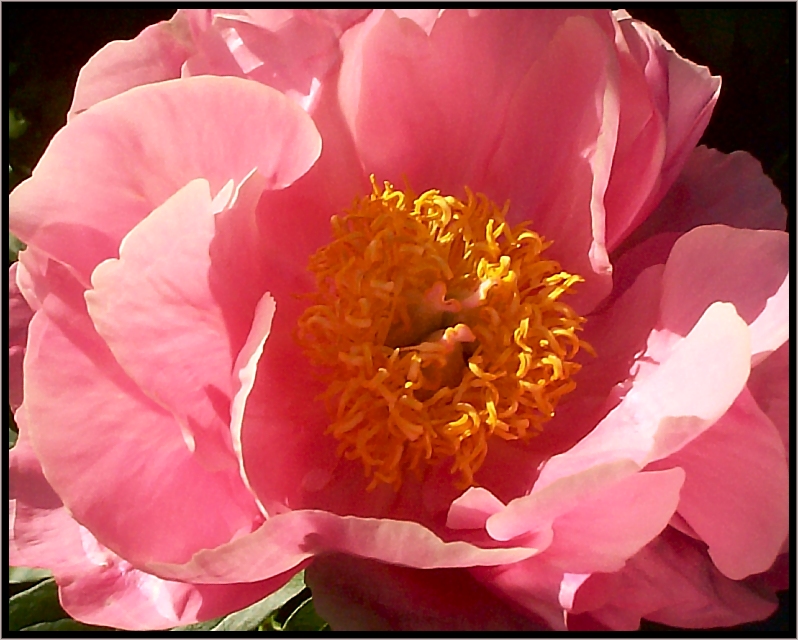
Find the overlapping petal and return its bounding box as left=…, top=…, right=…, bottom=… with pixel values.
left=11, top=76, right=321, bottom=285
left=9, top=263, right=34, bottom=411
left=20, top=300, right=263, bottom=567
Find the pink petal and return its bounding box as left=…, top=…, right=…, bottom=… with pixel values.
left=21, top=298, right=262, bottom=567
left=389, top=8, right=443, bottom=34
left=84, top=180, right=230, bottom=470
left=649, top=391, right=789, bottom=580
left=747, top=341, right=789, bottom=450
left=180, top=12, right=247, bottom=80
left=530, top=302, right=750, bottom=489
left=487, top=460, right=637, bottom=542
left=541, top=468, right=684, bottom=573
left=10, top=76, right=321, bottom=285
left=68, top=15, right=190, bottom=118
left=59, top=561, right=296, bottom=631
left=637, top=146, right=787, bottom=237
left=229, top=291, right=277, bottom=515
left=9, top=263, right=35, bottom=412
left=339, top=9, right=578, bottom=196
left=660, top=225, right=789, bottom=361
left=569, top=264, right=665, bottom=419
left=68, top=8, right=369, bottom=118
left=10, top=433, right=291, bottom=630
left=472, top=560, right=570, bottom=631
left=305, top=554, right=545, bottom=631
left=579, top=527, right=778, bottom=629
left=294, top=9, right=371, bottom=37
left=10, top=431, right=84, bottom=573
left=12, top=247, right=45, bottom=313
left=242, top=73, right=368, bottom=280
left=447, top=487, right=506, bottom=531
left=480, top=15, right=620, bottom=313
left=180, top=10, right=369, bottom=113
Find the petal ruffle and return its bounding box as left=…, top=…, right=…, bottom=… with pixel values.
left=194, top=10, right=369, bottom=112
left=69, top=10, right=370, bottom=118
left=536, top=468, right=684, bottom=574
left=600, top=13, right=666, bottom=251
left=145, top=509, right=538, bottom=585
left=59, top=560, right=295, bottom=631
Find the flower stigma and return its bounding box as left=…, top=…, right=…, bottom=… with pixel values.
left=296, top=177, right=594, bottom=491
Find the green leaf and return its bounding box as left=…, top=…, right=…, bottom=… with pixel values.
left=171, top=570, right=307, bottom=632
left=9, top=566, right=52, bottom=583
left=170, top=617, right=225, bottom=632
left=9, top=232, right=26, bottom=262
left=282, top=597, right=329, bottom=632
left=8, top=579, right=66, bottom=631
left=21, top=619, right=111, bottom=632
left=8, top=108, right=29, bottom=140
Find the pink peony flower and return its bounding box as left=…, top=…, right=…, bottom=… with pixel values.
left=8, top=9, right=789, bottom=631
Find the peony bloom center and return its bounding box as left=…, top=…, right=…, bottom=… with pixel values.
left=296, top=177, right=592, bottom=490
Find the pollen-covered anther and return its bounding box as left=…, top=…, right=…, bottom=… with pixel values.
left=296, top=176, right=592, bottom=490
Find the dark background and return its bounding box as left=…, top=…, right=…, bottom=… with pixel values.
left=4, top=5, right=794, bottom=635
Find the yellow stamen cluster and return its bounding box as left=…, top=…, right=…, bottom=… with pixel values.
left=296, top=177, right=593, bottom=490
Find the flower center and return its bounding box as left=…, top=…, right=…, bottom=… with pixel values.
left=296, top=177, right=593, bottom=490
